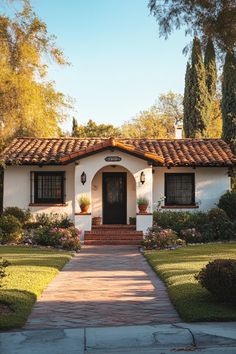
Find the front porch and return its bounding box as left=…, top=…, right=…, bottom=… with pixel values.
left=74, top=153, right=154, bottom=239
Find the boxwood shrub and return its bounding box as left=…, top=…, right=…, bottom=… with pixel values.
left=196, top=259, right=236, bottom=303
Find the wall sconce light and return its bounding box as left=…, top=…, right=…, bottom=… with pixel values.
left=140, top=171, right=145, bottom=184
left=81, top=171, right=86, bottom=185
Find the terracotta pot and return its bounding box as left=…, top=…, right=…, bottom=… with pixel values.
left=92, top=217, right=102, bottom=225
left=80, top=204, right=90, bottom=213
left=138, top=204, right=148, bottom=213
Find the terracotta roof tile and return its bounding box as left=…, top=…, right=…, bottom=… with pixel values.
left=2, top=137, right=235, bottom=167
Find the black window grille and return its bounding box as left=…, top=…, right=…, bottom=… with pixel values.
left=33, top=172, right=65, bottom=204
left=165, top=173, right=195, bottom=206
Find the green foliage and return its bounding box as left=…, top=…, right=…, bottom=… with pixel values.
left=71, top=117, right=78, bottom=137
left=222, top=50, right=236, bottom=154
left=218, top=191, right=236, bottom=220
left=27, top=212, right=74, bottom=229
left=153, top=209, right=235, bottom=243
left=72, top=119, right=121, bottom=138
left=183, top=38, right=210, bottom=138
left=0, top=257, right=10, bottom=286
left=148, top=0, right=236, bottom=52
left=142, top=226, right=181, bottom=249
left=145, top=243, right=236, bottom=321
left=153, top=210, right=205, bottom=234
left=183, top=62, right=192, bottom=137
left=121, top=92, right=183, bottom=138
left=3, top=207, right=31, bottom=225
left=0, top=246, right=72, bottom=329
left=0, top=215, right=23, bottom=244
left=33, top=226, right=81, bottom=251
left=196, top=259, right=236, bottom=303
left=0, top=1, right=71, bottom=146
left=206, top=208, right=234, bottom=241
left=129, top=217, right=136, bottom=225
left=204, top=38, right=217, bottom=99
left=180, top=228, right=203, bottom=244
left=137, top=197, right=149, bottom=205
left=78, top=194, right=90, bottom=206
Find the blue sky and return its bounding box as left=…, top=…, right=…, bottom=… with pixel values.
left=14, top=0, right=190, bottom=131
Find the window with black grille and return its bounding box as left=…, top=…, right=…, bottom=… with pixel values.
left=165, top=173, right=195, bottom=206
left=32, top=172, right=65, bottom=204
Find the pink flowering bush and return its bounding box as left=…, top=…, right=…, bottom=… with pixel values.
left=34, top=226, right=81, bottom=251
left=50, top=227, right=81, bottom=251
left=142, top=226, right=185, bottom=249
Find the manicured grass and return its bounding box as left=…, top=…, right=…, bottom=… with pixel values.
left=0, top=246, right=73, bottom=330
left=145, top=243, right=236, bottom=322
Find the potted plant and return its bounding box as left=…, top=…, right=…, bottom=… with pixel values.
left=137, top=196, right=149, bottom=213
left=78, top=194, right=90, bottom=213
left=92, top=216, right=102, bottom=225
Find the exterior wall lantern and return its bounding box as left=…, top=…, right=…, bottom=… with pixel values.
left=140, top=171, right=145, bottom=184
left=81, top=171, right=86, bottom=185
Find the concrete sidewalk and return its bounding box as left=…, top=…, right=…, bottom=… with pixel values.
left=1, top=322, right=236, bottom=354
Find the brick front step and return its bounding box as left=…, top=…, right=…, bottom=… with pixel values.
left=84, top=239, right=142, bottom=245
left=92, top=224, right=136, bottom=230
left=84, top=226, right=143, bottom=245
left=85, top=235, right=143, bottom=240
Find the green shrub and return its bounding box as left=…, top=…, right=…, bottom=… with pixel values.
left=0, top=257, right=10, bottom=287
left=196, top=259, right=236, bottom=303
left=154, top=209, right=235, bottom=242
left=3, top=207, right=31, bottom=225
left=153, top=211, right=192, bottom=234
left=27, top=213, right=74, bottom=229
left=180, top=228, right=203, bottom=243
left=0, top=215, right=23, bottom=244
left=33, top=226, right=81, bottom=251
left=129, top=217, right=136, bottom=225
left=218, top=191, right=236, bottom=220
left=142, top=226, right=184, bottom=249
left=205, top=208, right=233, bottom=241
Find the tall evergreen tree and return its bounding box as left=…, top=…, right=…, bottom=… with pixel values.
left=204, top=38, right=217, bottom=99
left=72, top=117, right=78, bottom=136
left=222, top=50, right=236, bottom=154
left=183, top=37, right=210, bottom=138
left=183, top=62, right=192, bottom=137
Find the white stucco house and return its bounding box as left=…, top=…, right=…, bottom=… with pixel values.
left=2, top=136, right=235, bottom=242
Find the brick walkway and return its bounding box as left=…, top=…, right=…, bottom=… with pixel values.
left=25, top=246, right=180, bottom=329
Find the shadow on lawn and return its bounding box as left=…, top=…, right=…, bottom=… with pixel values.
left=11, top=257, right=71, bottom=269
left=169, top=282, right=236, bottom=322
left=0, top=289, right=37, bottom=330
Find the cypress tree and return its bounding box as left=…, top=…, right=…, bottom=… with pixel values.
left=72, top=117, right=78, bottom=136
left=222, top=50, right=236, bottom=154
left=189, top=37, right=210, bottom=137
left=183, top=37, right=210, bottom=138
left=204, top=38, right=217, bottom=99
left=183, top=62, right=193, bottom=137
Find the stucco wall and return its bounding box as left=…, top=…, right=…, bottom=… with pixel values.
left=153, top=166, right=230, bottom=211
left=3, top=165, right=75, bottom=219
left=3, top=152, right=231, bottom=232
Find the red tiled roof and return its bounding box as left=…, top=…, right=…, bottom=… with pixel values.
left=2, top=137, right=236, bottom=167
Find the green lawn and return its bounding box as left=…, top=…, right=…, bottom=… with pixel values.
left=0, top=246, right=73, bottom=330
left=145, top=243, right=236, bottom=322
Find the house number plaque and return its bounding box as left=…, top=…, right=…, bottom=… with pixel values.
left=105, top=156, right=122, bottom=162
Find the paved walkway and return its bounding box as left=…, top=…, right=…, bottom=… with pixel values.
left=25, top=246, right=180, bottom=329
